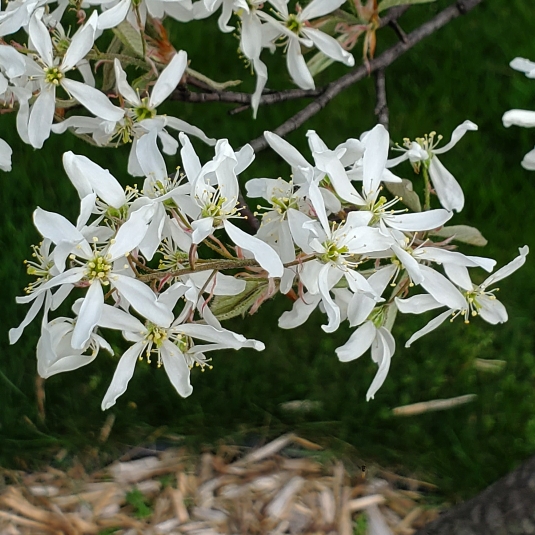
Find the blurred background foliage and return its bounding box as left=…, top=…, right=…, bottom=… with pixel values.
left=1, top=0, right=534, bottom=503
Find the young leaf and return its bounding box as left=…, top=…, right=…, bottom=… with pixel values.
left=385, top=179, right=422, bottom=212
left=429, top=225, right=488, bottom=246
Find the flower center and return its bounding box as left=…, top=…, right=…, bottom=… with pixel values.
left=145, top=323, right=168, bottom=348
left=319, top=239, right=349, bottom=264
left=85, top=254, right=112, bottom=285
left=133, top=98, right=156, bottom=121
left=44, top=66, right=64, bottom=85
left=286, top=13, right=303, bottom=33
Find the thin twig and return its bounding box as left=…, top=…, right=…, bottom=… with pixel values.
left=170, top=7, right=410, bottom=110
left=248, top=0, right=483, bottom=152
left=389, top=19, right=408, bottom=43
left=374, top=70, right=389, bottom=129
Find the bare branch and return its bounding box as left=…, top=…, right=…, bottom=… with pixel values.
left=248, top=0, right=483, bottom=152
left=170, top=6, right=410, bottom=110
left=389, top=19, right=408, bottom=43
left=374, top=70, right=389, bottom=129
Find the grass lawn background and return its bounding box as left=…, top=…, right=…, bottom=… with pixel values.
left=1, top=0, right=534, bottom=503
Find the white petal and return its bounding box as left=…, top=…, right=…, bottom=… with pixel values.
left=71, top=281, right=104, bottom=349
left=300, top=0, right=345, bottom=19
left=113, top=58, right=140, bottom=106
left=108, top=204, right=155, bottom=259
left=150, top=50, right=187, bottom=107
left=191, top=217, right=215, bottom=244
left=166, top=116, right=215, bottom=145
left=433, top=120, right=477, bottom=155
left=179, top=133, right=202, bottom=181
left=481, top=246, right=528, bottom=288
left=137, top=128, right=167, bottom=181
left=312, top=149, right=364, bottom=205
left=510, top=57, right=535, bottom=76
left=98, top=303, right=146, bottom=332
left=278, top=293, right=321, bottom=329
left=395, top=294, right=444, bottom=314
left=318, top=264, right=341, bottom=333
left=478, top=296, right=508, bottom=324
left=62, top=11, right=97, bottom=70
left=101, top=341, right=145, bottom=410
left=33, top=207, right=89, bottom=251
left=9, top=292, right=46, bottom=344
left=443, top=263, right=472, bottom=291
left=302, top=28, right=354, bottom=66
left=336, top=321, right=376, bottom=362
left=112, top=274, right=174, bottom=327
left=386, top=208, right=452, bottom=231
left=264, top=131, right=310, bottom=170
left=98, top=0, right=131, bottom=29
left=429, top=157, right=464, bottom=212
left=234, top=143, right=255, bottom=175
left=0, top=137, right=12, bottom=171
left=419, top=265, right=467, bottom=310
left=366, top=328, right=394, bottom=400
left=286, top=37, right=314, bottom=90
left=405, top=310, right=451, bottom=347
left=522, top=147, right=535, bottom=170
left=63, top=152, right=126, bottom=208
left=224, top=220, right=284, bottom=278
left=161, top=341, right=193, bottom=397
left=502, top=109, right=535, bottom=128
left=28, top=88, right=55, bottom=149
left=363, top=124, right=389, bottom=196
left=287, top=208, right=315, bottom=253
left=391, top=244, right=424, bottom=285
left=62, top=78, right=124, bottom=122
left=29, top=9, right=53, bottom=65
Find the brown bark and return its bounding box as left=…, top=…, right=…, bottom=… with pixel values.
left=415, top=455, right=535, bottom=535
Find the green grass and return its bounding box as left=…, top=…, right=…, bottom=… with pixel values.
left=1, top=0, right=535, bottom=505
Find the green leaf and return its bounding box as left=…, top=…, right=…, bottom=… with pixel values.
left=385, top=179, right=422, bottom=212
left=210, top=280, right=269, bottom=321
left=378, top=0, right=437, bottom=13
left=101, top=36, right=123, bottom=93
left=112, top=21, right=144, bottom=58
left=429, top=225, right=488, bottom=247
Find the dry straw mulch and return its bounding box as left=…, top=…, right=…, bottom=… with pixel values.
left=0, top=433, right=444, bottom=535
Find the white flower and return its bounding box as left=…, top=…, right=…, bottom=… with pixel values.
left=396, top=246, right=529, bottom=347
left=97, top=303, right=264, bottom=410
left=360, top=125, right=453, bottom=232
left=182, top=135, right=284, bottom=278
left=25, top=9, right=124, bottom=148
left=258, top=0, right=354, bottom=90
left=287, top=209, right=392, bottom=332
left=387, top=120, right=478, bottom=212
left=502, top=58, right=535, bottom=170
left=112, top=52, right=215, bottom=176
left=37, top=314, right=112, bottom=378
left=28, top=202, right=172, bottom=349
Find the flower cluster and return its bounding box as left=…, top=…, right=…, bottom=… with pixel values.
left=2, top=0, right=530, bottom=410
left=11, top=120, right=527, bottom=407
